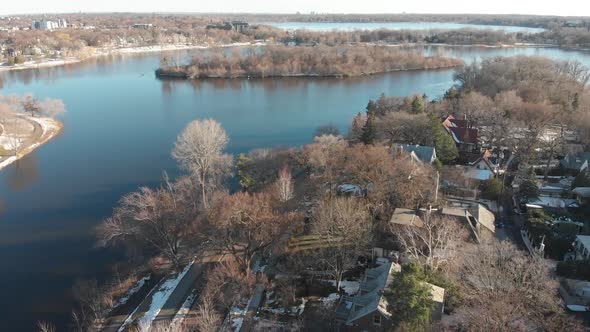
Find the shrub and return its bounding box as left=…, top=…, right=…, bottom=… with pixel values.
left=557, top=259, right=590, bottom=281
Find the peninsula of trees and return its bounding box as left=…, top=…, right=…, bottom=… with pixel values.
left=155, top=45, right=463, bottom=79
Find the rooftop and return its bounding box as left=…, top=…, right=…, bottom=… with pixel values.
left=449, top=127, right=478, bottom=145
left=573, top=187, right=590, bottom=198
left=396, top=144, right=437, bottom=164
left=390, top=208, right=424, bottom=228
left=576, top=235, right=590, bottom=250
left=336, top=261, right=400, bottom=325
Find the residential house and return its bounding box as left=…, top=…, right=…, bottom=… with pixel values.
left=559, top=279, right=590, bottom=310
left=206, top=21, right=249, bottom=32
left=335, top=261, right=398, bottom=332
left=389, top=208, right=424, bottom=228
left=442, top=115, right=479, bottom=153
left=463, top=150, right=498, bottom=181
left=132, top=23, right=153, bottom=29
left=571, top=235, right=590, bottom=261
left=440, top=204, right=495, bottom=242
left=396, top=144, right=437, bottom=164
left=572, top=187, right=590, bottom=206
left=335, top=261, right=444, bottom=332
left=560, top=151, right=590, bottom=174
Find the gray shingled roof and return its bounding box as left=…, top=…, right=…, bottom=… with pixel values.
left=397, top=144, right=437, bottom=164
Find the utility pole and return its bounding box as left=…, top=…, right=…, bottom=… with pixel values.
left=434, top=170, right=440, bottom=205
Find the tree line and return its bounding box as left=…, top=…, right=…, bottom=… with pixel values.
left=156, top=45, right=463, bottom=79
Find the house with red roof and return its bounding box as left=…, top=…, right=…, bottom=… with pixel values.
left=442, top=115, right=479, bottom=153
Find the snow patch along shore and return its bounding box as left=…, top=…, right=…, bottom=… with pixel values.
left=136, top=262, right=193, bottom=330
left=115, top=274, right=151, bottom=308
left=0, top=116, right=62, bottom=171
left=170, top=290, right=197, bottom=329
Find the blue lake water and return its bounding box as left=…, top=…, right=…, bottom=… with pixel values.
left=264, top=22, right=545, bottom=33
left=0, top=45, right=588, bottom=330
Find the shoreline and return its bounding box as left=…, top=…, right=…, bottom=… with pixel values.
left=0, top=117, right=63, bottom=171
left=1, top=41, right=588, bottom=73
left=0, top=43, right=262, bottom=73
left=155, top=63, right=463, bottom=80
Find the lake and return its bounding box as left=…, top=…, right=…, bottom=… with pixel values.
left=0, top=45, right=588, bottom=330
left=264, top=22, right=545, bottom=33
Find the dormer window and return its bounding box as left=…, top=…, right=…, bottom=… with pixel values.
left=373, top=315, right=382, bottom=326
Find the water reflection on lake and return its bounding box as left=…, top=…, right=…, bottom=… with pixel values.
left=0, top=45, right=589, bottom=330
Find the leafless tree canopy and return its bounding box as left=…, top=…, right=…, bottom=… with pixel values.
left=275, top=165, right=294, bottom=203
left=392, top=215, right=466, bottom=270
left=158, top=45, right=463, bottom=79
left=172, top=119, right=233, bottom=209
left=451, top=241, right=583, bottom=331
left=208, top=191, right=297, bottom=272
left=309, top=197, right=373, bottom=289
left=98, top=176, right=198, bottom=268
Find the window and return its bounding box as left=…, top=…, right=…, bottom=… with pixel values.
left=373, top=315, right=381, bottom=326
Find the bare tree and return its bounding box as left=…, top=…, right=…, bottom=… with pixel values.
left=190, top=294, right=223, bottom=332
left=5, top=132, right=23, bottom=156
left=314, top=124, right=340, bottom=138
left=389, top=155, right=436, bottom=208
left=275, top=165, right=294, bottom=203
left=201, top=260, right=256, bottom=312
left=453, top=241, right=583, bottom=331
left=208, top=192, right=296, bottom=272
left=38, top=98, right=66, bottom=118
left=21, top=95, right=41, bottom=117
left=378, top=111, right=433, bottom=146
left=392, top=214, right=465, bottom=270
left=98, top=176, right=197, bottom=268
left=37, top=321, right=56, bottom=332
left=310, top=196, right=373, bottom=289
left=71, top=279, right=113, bottom=331
left=172, top=119, right=233, bottom=209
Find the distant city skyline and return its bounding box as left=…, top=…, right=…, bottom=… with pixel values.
left=1, top=0, right=590, bottom=17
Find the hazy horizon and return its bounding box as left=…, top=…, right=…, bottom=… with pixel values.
left=2, top=0, right=590, bottom=17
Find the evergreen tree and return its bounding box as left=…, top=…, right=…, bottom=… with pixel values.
left=518, top=178, right=540, bottom=202
left=411, top=96, right=425, bottom=114
left=361, top=111, right=377, bottom=145
left=480, top=178, right=503, bottom=200
left=350, top=112, right=366, bottom=142
left=366, top=100, right=377, bottom=113
left=431, top=118, right=458, bottom=163
left=386, top=263, right=434, bottom=331
left=236, top=153, right=255, bottom=191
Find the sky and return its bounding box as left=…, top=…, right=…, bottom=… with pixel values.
left=1, top=0, right=589, bottom=17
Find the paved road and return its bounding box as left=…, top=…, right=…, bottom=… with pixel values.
left=102, top=251, right=229, bottom=332
left=496, top=193, right=526, bottom=249
left=151, top=263, right=207, bottom=327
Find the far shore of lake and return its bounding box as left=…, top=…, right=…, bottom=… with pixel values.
left=1, top=40, right=588, bottom=73
left=0, top=42, right=261, bottom=72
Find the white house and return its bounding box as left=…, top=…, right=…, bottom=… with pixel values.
left=572, top=235, right=590, bottom=261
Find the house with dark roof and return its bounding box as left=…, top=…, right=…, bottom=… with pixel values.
left=573, top=187, right=590, bottom=206
left=335, top=261, right=445, bottom=332
left=560, top=152, right=590, bottom=174
left=396, top=144, right=437, bottom=164
left=335, top=262, right=398, bottom=332
left=442, top=115, right=479, bottom=153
